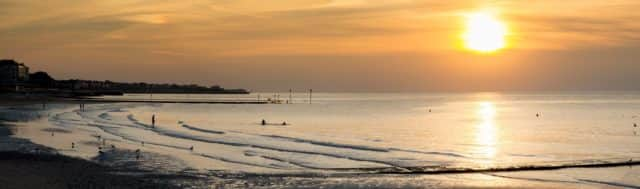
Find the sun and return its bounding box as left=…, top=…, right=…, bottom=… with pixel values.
left=463, top=12, right=508, bottom=53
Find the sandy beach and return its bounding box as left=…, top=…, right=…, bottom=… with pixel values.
left=0, top=100, right=195, bottom=189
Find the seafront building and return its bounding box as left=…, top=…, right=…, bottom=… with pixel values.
left=0, top=59, right=30, bottom=91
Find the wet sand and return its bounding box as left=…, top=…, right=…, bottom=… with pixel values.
left=0, top=151, right=179, bottom=189
left=0, top=106, right=189, bottom=189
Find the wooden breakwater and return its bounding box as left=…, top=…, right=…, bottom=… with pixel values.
left=71, top=98, right=269, bottom=104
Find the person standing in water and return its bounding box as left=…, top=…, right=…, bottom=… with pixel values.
left=152, top=114, right=156, bottom=128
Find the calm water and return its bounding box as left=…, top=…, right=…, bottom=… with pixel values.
left=8, top=92, right=640, bottom=173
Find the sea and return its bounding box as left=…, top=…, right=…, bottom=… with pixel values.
left=3, top=92, right=640, bottom=188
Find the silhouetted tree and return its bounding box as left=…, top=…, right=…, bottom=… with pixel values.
left=28, top=71, right=55, bottom=87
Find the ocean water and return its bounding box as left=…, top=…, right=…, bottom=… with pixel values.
left=6, top=92, right=640, bottom=176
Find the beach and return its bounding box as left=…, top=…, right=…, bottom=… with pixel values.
left=1, top=92, right=640, bottom=188
left=0, top=99, right=196, bottom=189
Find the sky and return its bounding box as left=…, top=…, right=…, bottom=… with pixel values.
left=1, top=0, right=640, bottom=92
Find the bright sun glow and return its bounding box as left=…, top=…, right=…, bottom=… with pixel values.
left=463, top=12, right=508, bottom=52
left=476, top=101, right=498, bottom=158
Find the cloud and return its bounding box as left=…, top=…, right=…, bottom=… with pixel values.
left=2, top=1, right=640, bottom=91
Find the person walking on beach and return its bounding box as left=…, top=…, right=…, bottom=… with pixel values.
left=135, top=149, right=141, bottom=160
left=261, top=119, right=266, bottom=126
left=152, top=114, right=156, bottom=128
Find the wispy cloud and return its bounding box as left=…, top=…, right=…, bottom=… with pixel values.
left=2, top=1, right=640, bottom=91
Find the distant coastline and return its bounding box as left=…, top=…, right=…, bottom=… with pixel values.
left=1, top=59, right=250, bottom=97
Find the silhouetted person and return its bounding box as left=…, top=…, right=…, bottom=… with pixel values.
left=71, top=142, right=75, bottom=149
left=282, top=122, right=287, bottom=126
left=51, top=132, right=54, bottom=137
left=152, top=114, right=156, bottom=128
left=635, top=123, right=637, bottom=127
left=261, top=119, right=266, bottom=126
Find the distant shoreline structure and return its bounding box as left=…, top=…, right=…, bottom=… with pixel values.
left=0, top=59, right=250, bottom=97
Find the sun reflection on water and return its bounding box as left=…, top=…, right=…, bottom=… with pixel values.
left=475, top=101, right=498, bottom=159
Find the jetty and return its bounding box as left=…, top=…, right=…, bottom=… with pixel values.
left=71, top=98, right=269, bottom=104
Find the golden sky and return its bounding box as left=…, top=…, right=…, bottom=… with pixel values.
left=1, top=0, right=640, bottom=91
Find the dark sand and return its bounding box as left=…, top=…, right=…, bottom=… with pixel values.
left=0, top=151, right=180, bottom=189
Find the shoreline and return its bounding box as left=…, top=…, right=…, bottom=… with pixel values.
left=2, top=98, right=640, bottom=188
left=0, top=111, right=193, bottom=189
